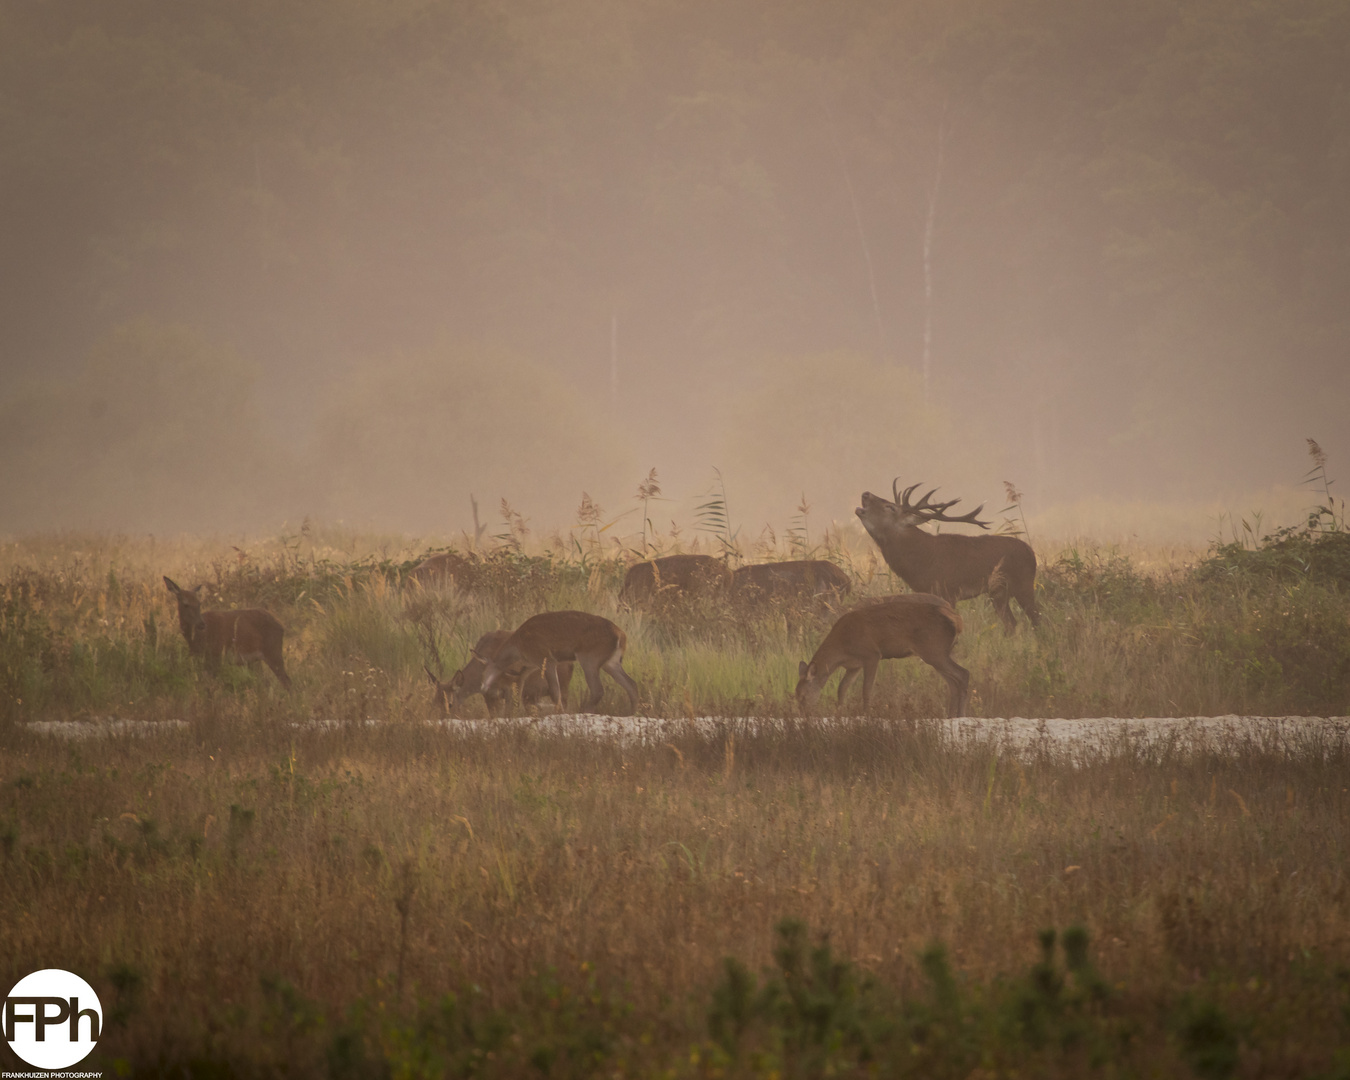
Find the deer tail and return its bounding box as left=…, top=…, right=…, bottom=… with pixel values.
left=939, top=601, right=963, bottom=636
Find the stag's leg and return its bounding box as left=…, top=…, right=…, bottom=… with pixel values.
left=991, top=591, right=1017, bottom=635
left=1013, top=580, right=1042, bottom=629
left=601, top=649, right=640, bottom=714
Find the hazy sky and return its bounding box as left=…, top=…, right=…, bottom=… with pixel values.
left=2, top=0, right=1346, bottom=540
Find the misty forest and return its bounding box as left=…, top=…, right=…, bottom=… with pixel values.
left=3, top=2, right=1350, bottom=1077
left=2, top=0, right=1348, bottom=533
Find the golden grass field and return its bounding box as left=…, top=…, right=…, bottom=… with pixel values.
left=2, top=523, right=1348, bottom=1076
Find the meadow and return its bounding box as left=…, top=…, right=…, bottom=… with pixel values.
left=2, top=516, right=1348, bottom=1076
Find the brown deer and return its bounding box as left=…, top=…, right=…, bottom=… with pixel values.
left=408, top=552, right=469, bottom=588
left=619, top=554, right=731, bottom=604
left=424, top=630, right=574, bottom=717
left=731, top=560, right=852, bottom=602
left=163, top=577, right=292, bottom=689
left=856, top=481, right=1040, bottom=633
left=796, top=594, right=969, bottom=715
left=481, top=611, right=639, bottom=714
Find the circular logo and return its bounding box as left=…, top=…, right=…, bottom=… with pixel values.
left=4, top=969, right=102, bottom=1069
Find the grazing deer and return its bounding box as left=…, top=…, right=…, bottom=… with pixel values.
left=425, top=630, right=574, bottom=717
left=163, top=577, right=292, bottom=689
left=620, top=554, right=731, bottom=604
left=481, top=611, right=639, bottom=714
left=731, top=560, right=852, bottom=602
left=856, top=481, right=1040, bottom=633
left=796, top=594, right=969, bottom=715
left=408, top=552, right=469, bottom=588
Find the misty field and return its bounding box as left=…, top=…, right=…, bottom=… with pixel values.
left=2, top=525, right=1349, bottom=1076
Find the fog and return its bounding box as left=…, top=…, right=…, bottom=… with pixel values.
left=2, top=0, right=1346, bottom=544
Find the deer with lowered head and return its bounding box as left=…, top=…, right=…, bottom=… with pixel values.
left=480, top=611, right=639, bottom=714
left=425, top=629, right=574, bottom=717
left=796, top=594, right=969, bottom=716
left=163, top=577, right=292, bottom=688
left=856, top=481, right=1040, bottom=633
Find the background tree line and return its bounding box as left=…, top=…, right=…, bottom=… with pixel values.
left=1, top=0, right=1346, bottom=533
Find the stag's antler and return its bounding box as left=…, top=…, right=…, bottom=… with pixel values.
left=891, top=479, right=992, bottom=529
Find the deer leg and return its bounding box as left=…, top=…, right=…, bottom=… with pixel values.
left=601, top=650, right=640, bottom=714
left=556, top=662, right=574, bottom=711
left=579, top=660, right=606, bottom=712
left=836, top=665, right=861, bottom=708
left=860, top=658, right=880, bottom=715
left=264, top=654, right=292, bottom=691
left=991, top=591, right=1017, bottom=634
left=545, top=660, right=564, bottom=710
left=1013, top=582, right=1042, bottom=628
left=930, top=656, right=970, bottom=717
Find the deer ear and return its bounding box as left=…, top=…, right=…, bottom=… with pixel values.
left=424, top=665, right=441, bottom=688
left=164, top=576, right=180, bottom=594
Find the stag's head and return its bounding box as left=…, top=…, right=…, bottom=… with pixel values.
left=855, top=481, right=992, bottom=541
left=163, top=576, right=207, bottom=651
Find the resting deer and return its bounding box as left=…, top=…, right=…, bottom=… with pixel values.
left=481, top=611, right=639, bottom=714
left=425, top=630, right=574, bottom=717
left=731, top=560, right=851, bottom=602
left=620, top=554, right=731, bottom=604
left=856, top=481, right=1040, bottom=633
left=163, top=577, right=292, bottom=689
left=408, top=552, right=469, bottom=588
left=796, top=594, right=969, bottom=715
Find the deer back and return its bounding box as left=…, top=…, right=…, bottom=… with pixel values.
left=496, top=611, right=623, bottom=670
left=733, top=560, right=850, bottom=599
left=814, top=594, right=960, bottom=665
left=621, top=554, right=730, bottom=601
left=409, top=552, right=469, bottom=588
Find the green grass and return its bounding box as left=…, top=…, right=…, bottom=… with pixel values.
left=2, top=527, right=1348, bottom=726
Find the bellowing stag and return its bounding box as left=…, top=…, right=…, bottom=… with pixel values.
left=796, top=594, right=969, bottom=715
left=481, top=611, right=639, bottom=714
left=731, top=560, right=851, bottom=602
left=425, top=630, right=574, bottom=717
left=855, top=482, right=1039, bottom=633
left=619, top=554, right=731, bottom=604
left=163, top=577, right=292, bottom=688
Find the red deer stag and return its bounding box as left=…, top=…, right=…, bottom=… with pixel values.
left=408, top=552, right=469, bottom=588
left=796, top=594, right=969, bottom=715
left=731, top=560, right=851, bottom=602
left=425, top=630, right=574, bottom=717
left=856, top=482, right=1040, bottom=633
left=163, top=577, right=292, bottom=689
left=619, top=554, right=731, bottom=604
left=481, top=611, right=639, bottom=714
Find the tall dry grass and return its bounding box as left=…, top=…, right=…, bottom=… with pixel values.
left=1, top=717, right=1347, bottom=1075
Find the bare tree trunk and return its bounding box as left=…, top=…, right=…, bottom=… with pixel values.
left=922, top=110, right=949, bottom=403
left=824, top=101, right=886, bottom=361
left=610, top=310, right=618, bottom=407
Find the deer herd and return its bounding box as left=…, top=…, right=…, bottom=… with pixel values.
left=164, top=480, right=1038, bottom=719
